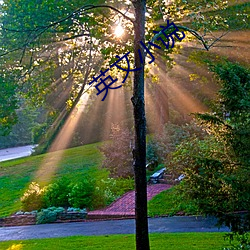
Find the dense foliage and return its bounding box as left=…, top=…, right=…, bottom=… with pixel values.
left=21, top=175, right=134, bottom=212
left=21, top=179, right=94, bottom=211
left=0, top=75, right=18, bottom=136
left=0, top=0, right=248, bottom=140
left=43, top=177, right=71, bottom=208
left=68, top=180, right=95, bottom=209
left=147, top=122, right=206, bottom=168
left=168, top=61, right=250, bottom=233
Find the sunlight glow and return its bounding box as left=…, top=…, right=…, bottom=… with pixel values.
left=114, top=24, right=124, bottom=38
left=33, top=46, right=216, bottom=184
left=35, top=93, right=89, bottom=184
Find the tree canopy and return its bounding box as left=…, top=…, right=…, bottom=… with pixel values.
left=0, top=0, right=243, bottom=121
left=0, top=1, right=249, bottom=249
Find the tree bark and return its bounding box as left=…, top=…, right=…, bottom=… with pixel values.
left=132, top=1, right=150, bottom=250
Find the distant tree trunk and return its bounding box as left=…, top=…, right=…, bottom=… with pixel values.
left=132, top=1, right=150, bottom=250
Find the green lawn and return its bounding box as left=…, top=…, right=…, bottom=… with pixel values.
left=0, top=141, right=200, bottom=218
left=0, top=141, right=187, bottom=219
left=0, top=233, right=231, bottom=250
left=148, top=186, right=199, bottom=217
left=0, top=143, right=104, bottom=217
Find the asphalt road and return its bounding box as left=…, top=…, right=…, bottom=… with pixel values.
left=0, top=216, right=230, bottom=241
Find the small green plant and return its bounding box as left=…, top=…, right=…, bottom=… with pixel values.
left=21, top=182, right=45, bottom=211
left=36, top=206, right=64, bottom=224
left=67, top=207, right=86, bottom=213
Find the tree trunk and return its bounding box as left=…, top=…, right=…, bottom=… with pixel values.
left=132, top=1, right=150, bottom=250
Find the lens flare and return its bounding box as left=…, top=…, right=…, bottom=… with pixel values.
left=114, top=24, right=124, bottom=38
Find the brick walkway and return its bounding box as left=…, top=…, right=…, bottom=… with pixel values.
left=88, top=184, right=171, bottom=219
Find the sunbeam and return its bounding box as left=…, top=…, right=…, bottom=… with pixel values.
left=35, top=93, right=89, bottom=184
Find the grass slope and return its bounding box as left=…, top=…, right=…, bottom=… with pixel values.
left=0, top=233, right=230, bottom=250
left=0, top=143, right=103, bottom=217
left=148, top=186, right=199, bottom=217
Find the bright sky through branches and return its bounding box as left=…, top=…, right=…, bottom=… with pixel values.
left=114, top=24, right=124, bottom=37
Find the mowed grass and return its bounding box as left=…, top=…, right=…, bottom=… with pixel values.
left=148, top=186, right=199, bottom=217
left=0, top=143, right=104, bottom=217
left=0, top=141, right=195, bottom=219
left=0, top=233, right=230, bottom=250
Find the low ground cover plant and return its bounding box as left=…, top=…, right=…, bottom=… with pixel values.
left=35, top=206, right=87, bottom=224
left=36, top=206, right=65, bottom=224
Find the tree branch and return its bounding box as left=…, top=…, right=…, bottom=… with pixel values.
left=1, top=4, right=134, bottom=33
left=83, top=5, right=134, bottom=23
left=149, top=24, right=229, bottom=52
left=0, top=4, right=134, bottom=57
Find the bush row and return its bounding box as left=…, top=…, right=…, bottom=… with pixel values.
left=21, top=177, right=134, bottom=212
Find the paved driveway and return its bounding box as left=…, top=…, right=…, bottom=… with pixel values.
left=0, top=216, right=229, bottom=241
left=88, top=184, right=171, bottom=218
left=0, top=145, right=36, bottom=162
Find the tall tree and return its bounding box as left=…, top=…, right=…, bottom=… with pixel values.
left=0, top=1, right=244, bottom=249
left=0, top=74, right=18, bottom=136
left=168, top=61, right=250, bottom=233
left=132, top=1, right=149, bottom=249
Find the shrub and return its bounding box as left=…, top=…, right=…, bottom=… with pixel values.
left=99, top=124, right=134, bottom=178
left=147, top=122, right=205, bottom=166
left=43, top=177, right=71, bottom=208
left=68, top=180, right=94, bottom=209
left=169, top=62, right=250, bottom=233
left=146, top=140, right=159, bottom=171
left=113, top=177, right=134, bottom=197
left=92, top=178, right=117, bottom=209
left=37, top=209, right=57, bottom=224
left=36, top=206, right=64, bottom=224
left=93, top=177, right=134, bottom=209
left=21, top=182, right=45, bottom=211
left=32, top=123, right=47, bottom=144
left=167, top=135, right=242, bottom=214
left=223, top=233, right=250, bottom=250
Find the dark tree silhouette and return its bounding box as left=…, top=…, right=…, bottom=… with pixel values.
left=131, top=1, right=150, bottom=249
